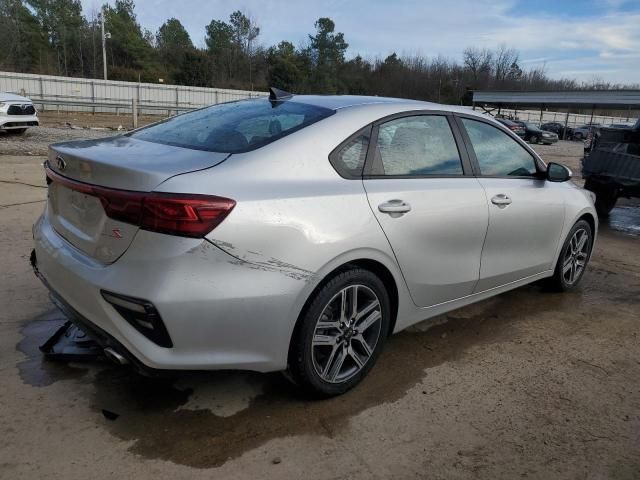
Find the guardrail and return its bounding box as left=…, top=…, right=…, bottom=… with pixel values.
left=29, top=97, right=196, bottom=128
left=0, top=71, right=268, bottom=119
left=31, top=96, right=195, bottom=115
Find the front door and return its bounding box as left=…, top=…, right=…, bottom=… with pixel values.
left=457, top=116, right=566, bottom=291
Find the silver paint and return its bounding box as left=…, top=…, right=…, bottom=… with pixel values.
left=33, top=96, right=598, bottom=372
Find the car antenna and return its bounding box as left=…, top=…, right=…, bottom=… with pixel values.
left=269, top=87, right=293, bottom=102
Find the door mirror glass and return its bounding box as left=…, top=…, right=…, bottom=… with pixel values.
left=546, top=162, right=571, bottom=182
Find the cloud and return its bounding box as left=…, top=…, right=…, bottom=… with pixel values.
left=81, top=0, right=640, bottom=84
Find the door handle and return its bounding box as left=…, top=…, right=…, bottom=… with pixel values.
left=378, top=199, right=412, bottom=216
left=491, top=194, right=512, bottom=206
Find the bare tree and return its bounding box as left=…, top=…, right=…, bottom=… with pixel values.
left=493, top=44, right=518, bottom=85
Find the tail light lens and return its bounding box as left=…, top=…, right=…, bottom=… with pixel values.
left=45, top=164, right=235, bottom=238
left=140, top=194, right=235, bottom=237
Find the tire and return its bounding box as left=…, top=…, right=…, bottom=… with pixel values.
left=287, top=267, right=391, bottom=397
left=584, top=180, right=618, bottom=217
left=7, top=128, right=27, bottom=135
left=547, top=220, right=593, bottom=292
left=574, top=132, right=583, bottom=141
left=529, top=135, right=538, bottom=144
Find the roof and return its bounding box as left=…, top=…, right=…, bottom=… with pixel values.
left=287, top=95, right=429, bottom=110
left=473, top=90, right=640, bottom=109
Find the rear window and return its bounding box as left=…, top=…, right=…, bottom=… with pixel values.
left=130, top=99, right=334, bottom=153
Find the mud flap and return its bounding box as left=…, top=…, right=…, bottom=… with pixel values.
left=39, top=320, right=104, bottom=361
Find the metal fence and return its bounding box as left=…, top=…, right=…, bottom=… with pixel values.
left=480, top=107, right=637, bottom=129
left=0, top=71, right=267, bottom=116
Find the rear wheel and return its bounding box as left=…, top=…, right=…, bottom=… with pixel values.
left=529, top=135, right=538, bottom=144
left=287, top=268, right=390, bottom=397
left=574, top=132, right=584, bottom=141
left=547, top=220, right=593, bottom=291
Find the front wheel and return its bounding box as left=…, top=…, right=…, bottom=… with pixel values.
left=287, top=268, right=391, bottom=397
left=547, top=220, right=593, bottom=291
left=584, top=180, right=618, bottom=217
left=529, top=135, right=538, bottom=144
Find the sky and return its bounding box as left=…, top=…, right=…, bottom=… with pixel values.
left=81, top=0, right=640, bottom=85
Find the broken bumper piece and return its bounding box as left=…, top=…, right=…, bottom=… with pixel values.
left=39, top=320, right=103, bottom=361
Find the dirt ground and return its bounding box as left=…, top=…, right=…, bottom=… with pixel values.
left=0, top=125, right=639, bottom=479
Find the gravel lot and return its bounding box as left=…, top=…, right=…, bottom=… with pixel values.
left=0, top=126, right=114, bottom=156
left=1, top=123, right=639, bottom=480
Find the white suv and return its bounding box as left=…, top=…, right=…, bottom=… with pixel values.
left=0, top=92, right=39, bottom=134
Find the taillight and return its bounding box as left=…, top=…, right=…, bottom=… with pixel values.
left=140, top=194, right=235, bottom=237
left=45, top=164, right=235, bottom=238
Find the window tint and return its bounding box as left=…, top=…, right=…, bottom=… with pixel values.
left=329, top=128, right=370, bottom=178
left=461, top=118, right=538, bottom=176
left=130, top=99, right=334, bottom=153
left=374, top=115, right=463, bottom=176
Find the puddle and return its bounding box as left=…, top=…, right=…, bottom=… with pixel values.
left=15, top=268, right=638, bottom=469
left=607, top=205, right=640, bottom=237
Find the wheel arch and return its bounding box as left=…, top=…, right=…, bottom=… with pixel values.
left=577, top=212, right=596, bottom=236
left=287, top=255, right=402, bottom=364
left=552, top=208, right=598, bottom=272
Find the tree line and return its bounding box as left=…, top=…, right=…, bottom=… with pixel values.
left=1, top=0, right=637, bottom=106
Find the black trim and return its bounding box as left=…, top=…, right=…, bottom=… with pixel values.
left=8, top=104, right=36, bottom=115
left=328, top=125, right=373, bottom=179
left=362, top=110, right=474, bottom=179
left=101, top=290, right=173, bottom=348
left=1, top=121, right=38, bottom=127
left=453, top=113, right=547, bottom=179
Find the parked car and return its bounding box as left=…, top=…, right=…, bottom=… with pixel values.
left=573, top=124, right=601, bottom=141
left=583, top=120, right=640, bottom=216
left=0, top=92, right=39, bottom=134
left=512, top=120, right=558, bottom=144
left=495, top=118, right=526, bottom=138
left=541, top=122, right=573, bottom=139
left=31, top=91, right=597, bottom=396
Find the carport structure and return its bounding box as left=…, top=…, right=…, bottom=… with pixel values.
left=472, top=90, right=640, bottom=139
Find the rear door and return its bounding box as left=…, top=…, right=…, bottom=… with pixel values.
left=455, top=115, right=566, bottom=291
left=363, top=112, right=488, bottom=307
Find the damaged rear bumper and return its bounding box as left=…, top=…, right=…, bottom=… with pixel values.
left=31, top=211, right=308, bottom=372
left=32, top=248, right=158, bottom=373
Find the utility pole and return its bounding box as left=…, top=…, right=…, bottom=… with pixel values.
left=98, top=10, right=110, bottom=80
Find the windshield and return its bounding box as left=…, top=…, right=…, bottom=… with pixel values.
left=130, top=99, right=335, bottom=153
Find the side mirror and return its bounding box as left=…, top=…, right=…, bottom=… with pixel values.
left=546, top=162, right=572, bottom=182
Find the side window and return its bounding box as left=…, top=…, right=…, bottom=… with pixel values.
left=373, top=115, right=463, bottom=176
left=461, top=118, right=538, bottom=176
left=329, top=127, right=370, bottom=178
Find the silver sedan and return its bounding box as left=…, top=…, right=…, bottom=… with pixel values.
left=32, top=91, right=597, bottom=396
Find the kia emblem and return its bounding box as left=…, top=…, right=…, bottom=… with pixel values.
left=55, top=156, right=66, bottom=171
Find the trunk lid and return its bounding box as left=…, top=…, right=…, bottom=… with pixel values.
left=46, top=135, right=229, bottom=264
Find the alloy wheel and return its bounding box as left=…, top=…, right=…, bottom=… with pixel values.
left=562, top=228, right=589, bottom=285
left=311, top=284, right=382, bottom=383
